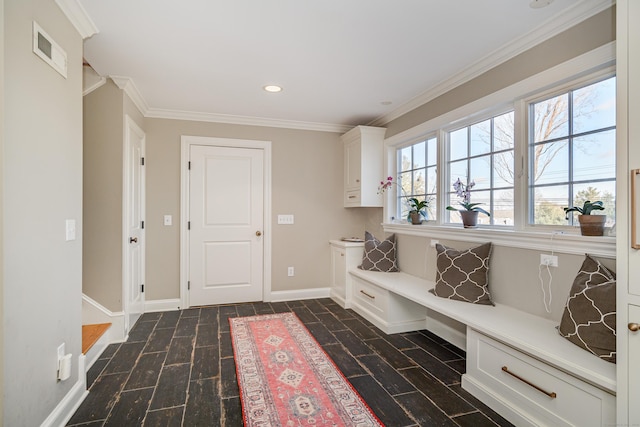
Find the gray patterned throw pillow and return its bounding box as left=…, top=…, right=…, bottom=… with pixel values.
left=558, top=255, right=616, bottom=363
left=430, top=242, right=494, bottom=305
left=358, top=231, right=399, bottom=272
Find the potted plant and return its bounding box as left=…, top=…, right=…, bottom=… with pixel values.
left=378, top=176, right=432, bottom=225
left=563, top=200, right=606, bottom=236
left=446, top=178, right=490, bottom=228
left=407, top=197, right=429, bottom=224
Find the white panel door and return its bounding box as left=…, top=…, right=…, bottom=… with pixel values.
left=123, top=116, right=145, bottom=334
left=189, top=145, right=264, bottom=306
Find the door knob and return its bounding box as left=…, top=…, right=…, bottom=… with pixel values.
left=129, top=237, right=138, bottom=243
left=629, top=323, right=640, bottom=332
left=256, top=231, right=262, bottom=237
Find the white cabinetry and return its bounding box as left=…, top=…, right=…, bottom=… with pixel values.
left=329, top=240, right=364, bottom=308
left=617, top=1, right=640, bottom=424
left=465, top=329, right=615, bottom=427
left=341, top=126, right=386, bottom=207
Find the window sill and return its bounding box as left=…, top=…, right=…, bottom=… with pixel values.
left=382, top=222, right=616, bottom=258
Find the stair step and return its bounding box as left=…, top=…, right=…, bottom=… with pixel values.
left=82, top=323, right=111, bottom=354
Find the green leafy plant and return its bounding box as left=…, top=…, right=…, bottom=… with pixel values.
left=446, top=178, right=490, bottom=216
left=563, top=200, right=605, bottom=219
left=407, top=197, right=430, bottom=221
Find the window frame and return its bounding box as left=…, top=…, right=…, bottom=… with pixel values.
left=393, top=135, right=439, bottom=223
left=442, top=107, right=517, bottom=227
left=523, top=72, right=617, bottom=230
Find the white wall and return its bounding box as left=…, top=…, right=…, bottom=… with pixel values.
left=3, top=1, right=83, bottom=425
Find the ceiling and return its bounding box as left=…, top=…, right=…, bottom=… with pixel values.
left=78, top=0, right=611, bottom=132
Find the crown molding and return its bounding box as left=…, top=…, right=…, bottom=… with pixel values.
left=82, top=65, right=106, bottom=96
left=110, top=75, right=150, bottom=116
left=109, top=75, right=350, bottom=133
left=55, top=0, right=98, bottom=39
left=145, top=108, right=351, bottom=133
left=369, top=0, right=615, bottom=127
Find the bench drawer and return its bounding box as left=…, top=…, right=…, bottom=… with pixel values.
left=352, top=275, right=388, bottom=316
left=464, top=329, right=615, bottom=427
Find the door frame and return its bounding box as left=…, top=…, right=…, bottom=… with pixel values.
left=180, top=135, right=272, bottom=308
left=122, top=115, right=146, bottom=335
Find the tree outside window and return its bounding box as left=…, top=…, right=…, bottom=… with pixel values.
left=529, top=76, right=616, bottom=227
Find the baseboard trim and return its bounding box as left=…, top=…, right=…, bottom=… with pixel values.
left=40, top=354, right=88, bottom=427
left=84, top=326, right=112, bottom=372
left=269, top=287, right=331, bottom=302
left=145, top=298, right=181, bottom=313
left=82, top=294, right=122, bottom=318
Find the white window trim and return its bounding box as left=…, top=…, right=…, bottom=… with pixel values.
left=382, top=42, right=616, bottom=257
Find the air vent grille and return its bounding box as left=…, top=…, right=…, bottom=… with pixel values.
left=33, top=21, right=67, bottom=78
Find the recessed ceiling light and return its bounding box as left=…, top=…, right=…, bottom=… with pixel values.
left=529, top=0, right=553, bottom=9
left=263, top=85, right=282, bottom=93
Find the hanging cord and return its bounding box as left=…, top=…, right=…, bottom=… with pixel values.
left=538, top=232, right=556, bottom=313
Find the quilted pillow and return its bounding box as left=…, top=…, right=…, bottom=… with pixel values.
left=430, top=242, right=494, bottom=305
left=358, top=231, right=399, bottom=272
left=558, top=255, right=616, bottom=363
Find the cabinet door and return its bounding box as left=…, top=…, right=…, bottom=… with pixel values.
left=331, top=246, right=346, bottom=299
left=345, top=140, right=361, bottom=190
left=629, top=0, right=640, bottom=298
left=630, top=305, right=640, bottom=423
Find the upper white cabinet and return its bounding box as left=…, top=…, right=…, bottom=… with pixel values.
left=341, top=126, right=386, bottom=207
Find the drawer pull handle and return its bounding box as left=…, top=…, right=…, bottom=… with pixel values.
left=360, top=290, right=375, bottom=299
left=501, top=366, right=557, bottom=399
left=348, top=195, right=357, bottom=199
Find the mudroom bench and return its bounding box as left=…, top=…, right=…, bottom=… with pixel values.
left=348, top=268, right=616, bottom=427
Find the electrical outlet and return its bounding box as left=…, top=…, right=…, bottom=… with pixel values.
left=540, top=254, right=558, bottom=267
left=430, top=239, right=439, bottom=248
left=287, top=267, right=294, bottom=277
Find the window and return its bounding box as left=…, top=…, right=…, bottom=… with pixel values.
left=397, top=137, right=437, bottom=221
left=446, top=111, right=515, bottom=226
left=387, top=61, right=615, bottom=238
left=529, top=76, right=616, bottom=226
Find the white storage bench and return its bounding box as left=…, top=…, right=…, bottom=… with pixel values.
left=348, top=268, right=616, bottom=427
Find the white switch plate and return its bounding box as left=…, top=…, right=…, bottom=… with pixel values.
left=287, top=267, right=294, bottom=276
left=278, top=214, right=294, bottom=225
left=164, top=215, right=172, bottom=226
left=65, top=219, right=76, bottom=241
left=430, top=239, right=439, bottom=247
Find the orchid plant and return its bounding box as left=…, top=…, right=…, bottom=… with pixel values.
left=446, top=178, right=490, bottom=216
left=378, top=176, right=432, bottom=221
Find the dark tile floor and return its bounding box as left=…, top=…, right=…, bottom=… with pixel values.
left=67, top=298, right=513, bottom=427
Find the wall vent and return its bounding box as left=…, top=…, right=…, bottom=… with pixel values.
left=32, top=21, right=67, bottom=78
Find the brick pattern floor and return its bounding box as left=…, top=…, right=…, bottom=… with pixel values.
left=67, top=298, right=513, bottom=426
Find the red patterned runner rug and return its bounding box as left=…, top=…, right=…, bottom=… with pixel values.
left=230, top=312, right=384, bottom=426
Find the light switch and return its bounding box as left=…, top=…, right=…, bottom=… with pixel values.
left=164, top=215, right=172, bottom=226
left=65, top=219, right=76, bottom=241
left=277, top=214, right=294, bottom=225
